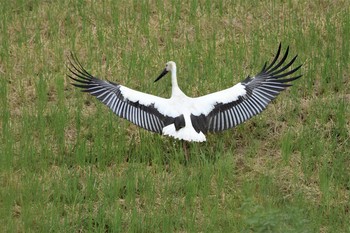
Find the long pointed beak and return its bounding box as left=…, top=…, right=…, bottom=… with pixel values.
left=154, top=69, right=168, bottom=82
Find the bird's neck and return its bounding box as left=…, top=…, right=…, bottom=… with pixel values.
left=171, top=68, right=185, bottom=97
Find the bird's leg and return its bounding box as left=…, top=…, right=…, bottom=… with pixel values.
left=182, top=140, right=189, bottom=162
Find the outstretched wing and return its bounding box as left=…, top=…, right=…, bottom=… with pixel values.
left=67, top=54, right=179, bottom=133
left=191, top=44, right=302, bottom=133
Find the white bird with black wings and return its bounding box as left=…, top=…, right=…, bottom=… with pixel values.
left=68, top=44, right=302, bottom=142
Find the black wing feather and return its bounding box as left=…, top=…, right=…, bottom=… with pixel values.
left=191, top=44, right=302, bottom=133
left=67, top=54, right=183, bottom=134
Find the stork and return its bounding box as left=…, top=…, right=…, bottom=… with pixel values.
left=68, top=44, right=302, bottom=146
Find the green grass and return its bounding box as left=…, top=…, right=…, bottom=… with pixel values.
left=1, top=0, right=349, bottom=232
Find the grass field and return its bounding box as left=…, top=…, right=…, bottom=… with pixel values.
left=1, top=0, right=349, bottom=232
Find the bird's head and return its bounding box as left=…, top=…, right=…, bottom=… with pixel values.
left=154, top=61, right=176, bottom=82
